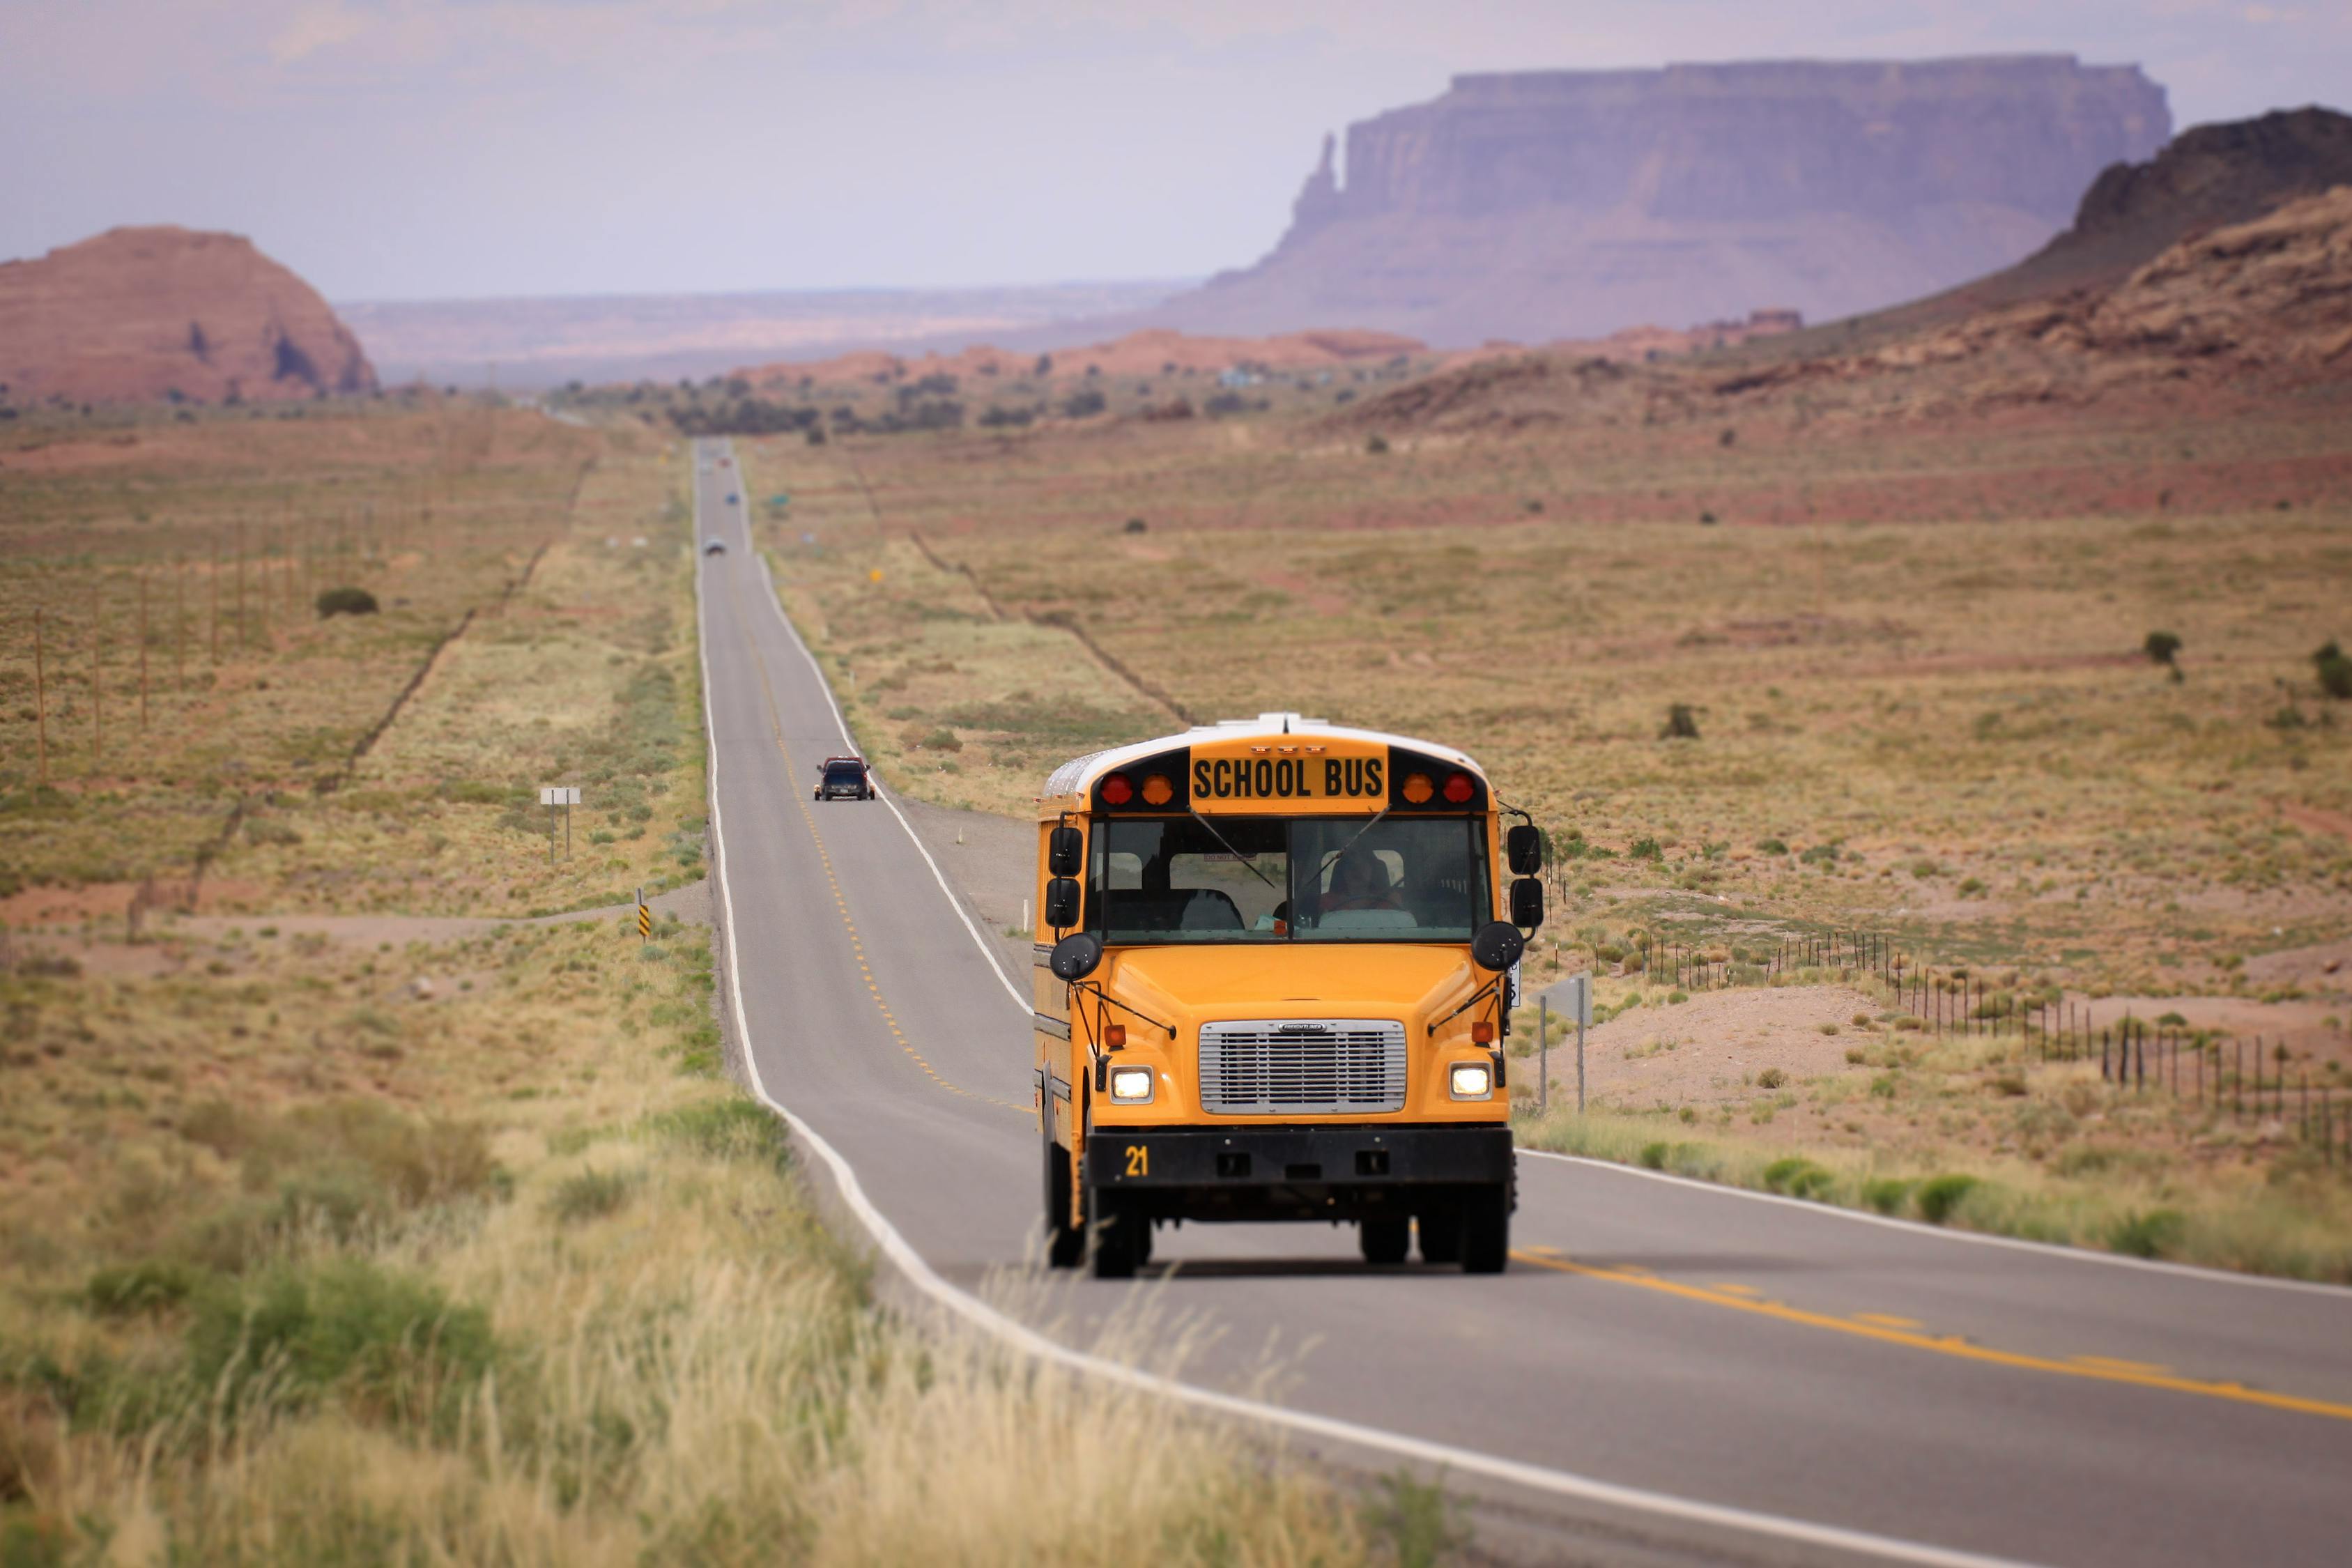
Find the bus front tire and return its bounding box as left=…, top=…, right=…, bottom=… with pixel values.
left=1087, top=1190, right=1142, bottom=1279
left=1461, top=1186, right=1510, bottom=1275
left=1043, top=1137, right=1082, bottom=1269
left=1360, top=1216, right=1410, bottom=1265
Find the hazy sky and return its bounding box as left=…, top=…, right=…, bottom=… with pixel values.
left=2, top=1, right=2343, bottom=302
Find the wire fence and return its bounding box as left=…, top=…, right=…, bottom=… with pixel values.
left=1587, top=925, right=2351, bottom=1168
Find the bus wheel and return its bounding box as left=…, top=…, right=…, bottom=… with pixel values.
left=1043, top=1137, right=1082, bottom=1269
left=1088, top=1191, right=1141, bottom=1279
left=1416, top=1210, right=1461, bottom=1266
left=1360, top=1216, right=1409, bottom=1266
left=1461, top=1185, right=1511, bottom=1275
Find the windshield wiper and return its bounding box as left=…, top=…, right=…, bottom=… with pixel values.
left=1188, top=811, right=1284, bottom=893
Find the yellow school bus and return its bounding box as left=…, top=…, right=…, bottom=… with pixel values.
left=1032, top=712, right=1546, bottom=1277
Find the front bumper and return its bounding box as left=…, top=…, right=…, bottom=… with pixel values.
left=1083, top=1122, right=1512, bottom=1222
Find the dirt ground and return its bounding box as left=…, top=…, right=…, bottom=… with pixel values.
left=1537, top=983, right=1887, bottom=1111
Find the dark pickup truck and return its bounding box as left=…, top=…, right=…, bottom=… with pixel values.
left=815, top=755, right=875, bottom=801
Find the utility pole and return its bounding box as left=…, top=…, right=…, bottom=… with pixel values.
left=137, top=572, right=149, bottom=732
left=32, top=608, right=49, bottom=785
left=89, top=580, right=102, bottom=773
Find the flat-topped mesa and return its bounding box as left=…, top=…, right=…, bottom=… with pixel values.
left=1166, top=54, right=2172, bottom=345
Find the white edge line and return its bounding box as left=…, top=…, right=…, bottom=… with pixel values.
left=1518, top=1152, right=2352, bottom=1301
left=685, top=440, right=2036, bottom=1568
left=729, top=442, right=1029, bottom=1017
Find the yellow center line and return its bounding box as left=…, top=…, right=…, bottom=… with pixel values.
left=719, top=567, right=1027, bottom=1118
left=1509, top=1250, right=2352, bottom=1424
left=2073, top=1355, right=2175, bottom=1376
left=1854, top=1312, right=1926, bottom=1330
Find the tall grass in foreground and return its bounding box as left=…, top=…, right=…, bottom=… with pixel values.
left=1515, top=1105, right=2352, bottom=1283
left=3, top=1095, right=1362, bottom=1566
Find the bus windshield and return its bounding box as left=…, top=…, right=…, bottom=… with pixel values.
left=1089, top=816, right=1489, bottom=943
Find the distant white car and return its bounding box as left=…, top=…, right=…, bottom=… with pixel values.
left=704, top=539, right=726, bottom=555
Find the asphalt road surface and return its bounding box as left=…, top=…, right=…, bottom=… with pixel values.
left=688, top=441, right=2352, bottom=1567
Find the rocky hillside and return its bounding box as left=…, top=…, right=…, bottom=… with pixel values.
left=1137, top=55, right=2168, bottom=346
left=1805, top=106, right=2352, bottom=348
left=1342, top=184, right=2352, bottom=434
left=0, top=226, right=376, bottom=407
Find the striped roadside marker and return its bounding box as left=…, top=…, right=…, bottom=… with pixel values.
left=637, top=886, right=652, bottom=941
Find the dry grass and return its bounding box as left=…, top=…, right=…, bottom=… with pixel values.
left=1, top=402, right=1376, bottom=1566
left=2, top=406, right=712, bottom=919
left=731, top=397, right=2352, bottom=992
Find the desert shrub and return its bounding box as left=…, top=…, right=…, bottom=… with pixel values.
left=547, top=1167, right=633, bottom=1224
left=1362, top=1467, right=1467, bottom=1568
left=918, top=728, right=962, bottom=753
left=1364, top=433, right=1389, bottom=454
left=186, top=1258, right=495, bottom=1430
left=315, top=587, right=378, bottom=617
left=1059, top=389, right=1106, bottom=420
left=1629, top=838, right=1662, bottom=861
left=243, top=815, right=302, bottom=847
left=1756, top=838, right=1789, bottom=855
left=1845, top=1046, right=1868, bottom=1064
left=2108, top=1208, right=2186, bottom=1259
left=2316, top=640, right=2352, bottom=700
left=1915, top=1174, right=1979, bottom=1224
left=2142, top=630, right=2181, bottom=668
left=1756, top=1067, right=1788, bottom=1089
left=1762, top=1157, right=1831, bottom=1198
left=1862, top=1178, right=1914, bottom=1215
left=1659, top=703, right=1700, bottom=740
left=1638, top=1142, right=1669, bottom=1170
left=86, top=1261, right=203, bottom=1316
left=647, top=1098, right=789, bottom=1166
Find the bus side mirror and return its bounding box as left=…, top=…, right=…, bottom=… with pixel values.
left=1509, top=877, right=1545, bottom=931
left=1471, top=921, right=1525, bottom=972
left=1050, top=931, right=1102, bottom=981
left=1507, top=824, right=1542, bottom=875
left=1044, top=877, right=1082, bottom=929
left=1048, top=824, right=1084, bottom=877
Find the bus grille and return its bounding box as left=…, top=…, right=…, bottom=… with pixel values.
left=1197, top=1020, right=1407, bottom=1116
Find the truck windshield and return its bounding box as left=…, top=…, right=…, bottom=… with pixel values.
left=1090, top=816, right=1489, bottom=943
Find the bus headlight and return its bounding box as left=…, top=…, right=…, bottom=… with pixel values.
left=1448, top=1063, right=1493, bottom=1100
left=1109, top=1066, right=1155, bottom=1104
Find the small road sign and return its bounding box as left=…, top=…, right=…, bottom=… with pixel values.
left=539, top=786, right=581, bottom=862
left=1536, top=974, right=1592, bottom=1026
left=636, top=886, right=652, bottom=941
left=1534, top=974, right=1594, bottom=1115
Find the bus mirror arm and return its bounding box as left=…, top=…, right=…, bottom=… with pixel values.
left=1071, top=980, right=1176, bottom=1040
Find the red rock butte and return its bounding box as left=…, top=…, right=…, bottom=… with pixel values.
left=0, top=226, right=376, bottom=406
left=1137, top=54, right=2172, bottom=346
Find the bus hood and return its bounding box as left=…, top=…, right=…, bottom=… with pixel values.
left=1102, top=944, right=1479, bottom=1031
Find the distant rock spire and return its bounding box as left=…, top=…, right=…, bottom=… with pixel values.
left=1286, top=133, right=1344, bottom=241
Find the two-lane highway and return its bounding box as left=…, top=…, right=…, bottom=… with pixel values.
left=690, top=441, right=2352, bottom=1566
